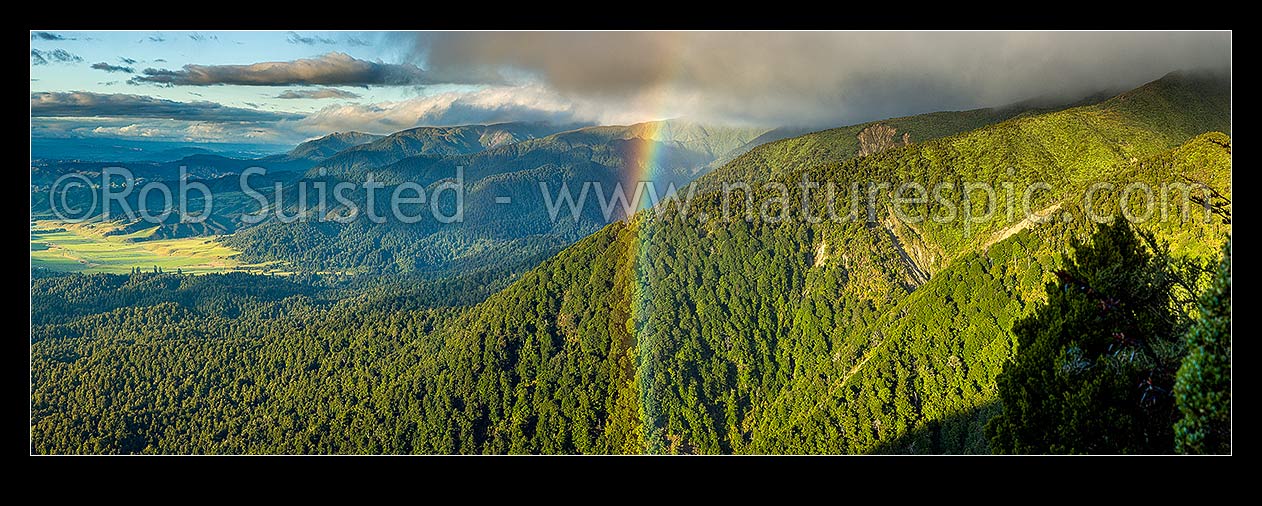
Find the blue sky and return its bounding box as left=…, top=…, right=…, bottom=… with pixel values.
left=30, top=31, right=1231, bottom=150
left=31, top=31, right=508, bottom=147
left=31, top=31, right=429, bottom=112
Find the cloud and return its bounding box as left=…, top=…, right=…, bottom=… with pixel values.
left=147, top=34, right=165, bottom=42
left=290, top=85, right=579, bottom=135
left=31, top=91, right=300, bottom=122
left=31, top=32, right=1233, bottom=148
left=128, top=52, right=486, bottom=87
left=284, top=32, right=372, bottom=47
left=119, top=56, right=137, bottom=65
left=276, top=88, right=362, bottom=99
left=34, top=116, right=290, bottom=143
left=31, top=48, right=82, bottom=65
left=31, top=93, right=303, bottom=144
left=31, top=32, right=70, bottom=41
left=91, top=62, right=135, bottom=73
left=286, top=31, right=335, bottom=45
left=408, top=31, right=1232, bottom=126
left=181, top=122, right=230, bottom=140
left=189, top=33, right=218, bottom=42
left=91, top=123, right=164, bottom=138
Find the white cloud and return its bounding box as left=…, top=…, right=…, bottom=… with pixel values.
left=290, top=85, right=586, bottom=135
left=91, top=123, right=163, bottom=137
left=34, top=117, right=296, bottom=145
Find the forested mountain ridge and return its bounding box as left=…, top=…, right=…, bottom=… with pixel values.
left=30, top=120, right=761, bottom=276
left=309, top=122, right=571, bottom=174
left=214, top=104, right=1055, bottom=276
left=31, top=98, right=1066, bottom=278
left=692, top=87, right=1133, bottom=193
left=285, top=131, right=384, bottom=162
left=743, top=135, right=1231, bottom=454
left=30, top=131, right=384, bottom=189
left=29, top=71, right=1231, bottom=454
left=219, top=122, right=769, bottom=275
left=377, top=71, right=1230, bottom=453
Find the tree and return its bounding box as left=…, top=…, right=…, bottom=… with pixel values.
left=987, top=219, right=1190, bottom=454
left=1174, top=239, right=1231, bottom=454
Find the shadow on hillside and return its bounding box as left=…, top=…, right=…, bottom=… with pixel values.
left=868, top=401, right=1001, bottom=455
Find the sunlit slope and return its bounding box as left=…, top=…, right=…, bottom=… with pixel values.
left=398, top=71, right=1229, bottom=453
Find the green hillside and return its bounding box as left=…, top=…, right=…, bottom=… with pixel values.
left=373, top=71, right=1231, bottom=454
left=220, top=105, right=1056, bottom=277
left=219, top=123, right=765, bottom=275
left=29, top=72, right=1231, bottom=454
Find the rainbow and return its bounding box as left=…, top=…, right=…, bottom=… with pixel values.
left=607, top=55, right=692, bottom=451
left=620, top=91, right=677, bottom=453
left=622, top=116, right=669, bottom=213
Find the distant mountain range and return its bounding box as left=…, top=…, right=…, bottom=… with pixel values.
left=30, top=137, right=289, bottom=164
left=226, top=120, right=773, bottom=274
left=30, top=70, right=1232, bottom=455
left=32, top=91, right=1131, bottom=278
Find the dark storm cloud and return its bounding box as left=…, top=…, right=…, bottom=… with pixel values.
left=91, top=62, right=135, bottom=73
left=128, top=52, right=491, bottom=87
left=31, top=91, right=300, bottom=122
left=409, top=31, right=1231, bottom=126
left=276, top=88, right=362, bottom=99
left=31, top=49, right=82, bottom=65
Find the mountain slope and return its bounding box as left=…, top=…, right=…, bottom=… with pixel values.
left=745, top=131, right=1232, bottom=453
left=385, top=71, right=1230, bottom=453
left=693, top=91, right=1123, bottom=192
left=30, top=132, right=380, bottom=189
left=312, top=122, right=571, bottom=174
left=28, top=71, right=1232, bottom=454
left=286, top=131, right=383, bottom=161
left=223, top=101, right=1061, bottom=276
left=221, top=122, right=767, bottom=275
